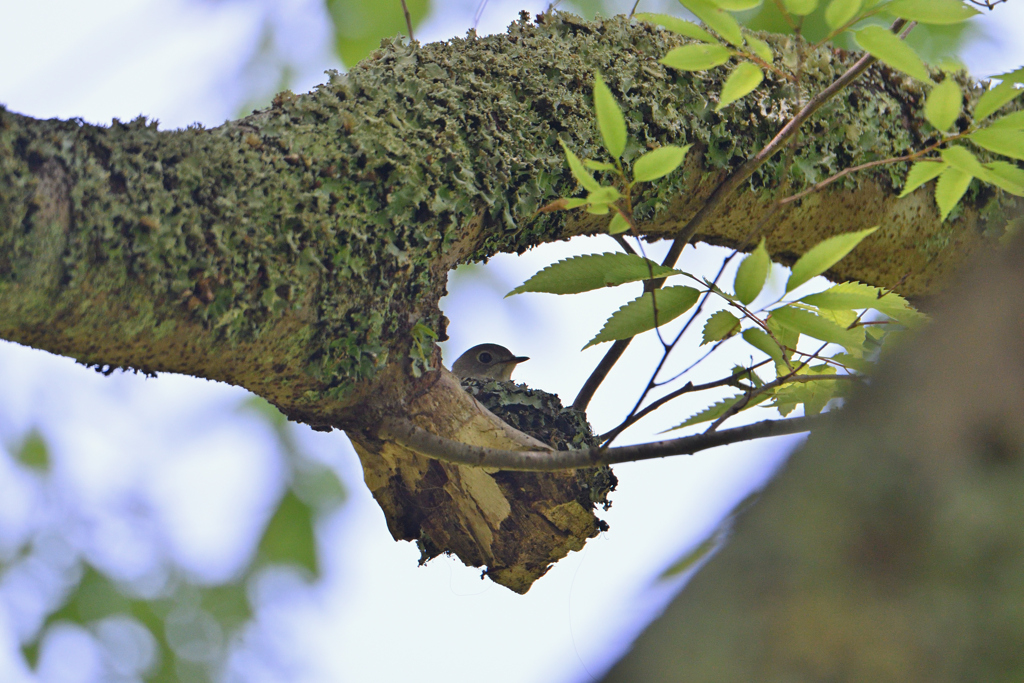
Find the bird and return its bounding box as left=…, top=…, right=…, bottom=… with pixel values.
left=451, top=343, right=529, bottom=381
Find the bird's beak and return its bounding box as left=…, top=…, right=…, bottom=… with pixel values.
left=513, top=356, right=530, bottom=364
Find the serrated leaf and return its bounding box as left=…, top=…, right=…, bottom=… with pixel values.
left=885, top=0, right=979, bottom=24
left=784, top=0, right=819, bottom=16
left=940, top=145, right=984, bottom=177
left=585, top=286, right=700, bottom=348
left=668, top=391, right=772, bottom=429
left=770, top=305, right=864, bottom=350
left=934, top=166, right=972, bottom=220
left=924, top=78, right=962, bottom=131
left=560, top=140, right=601, bottom=193
left=734, top=238, right=770, bottom=305
left=974, top=82, right=1023, bottom=121
left=825, top=0, right=863, bottom=29
left=632, top=145, right=692, bottom=182
left=660, top=44, right=734, bottom=71
left=773, top=374, right=842, bottom=416
left=986, top=110, right=1024, bottom=131
left=766, top=315, right=799, bottom=370
left=744, top=34, right=773, bottom=63
left=786, top=226, right=879, bottom=292
left=702, top=309, right=742, bottom=344
left=742, top=327, right=785, bottom=364
left=899, top=160, right=948, bottom=197
left=799, top=281, right=926, bottom=327
left=969, top=128, right=1024, bottom=162
left=854, top=25, right=934, bottom=84
left=980, top=160, right=1024, bottom=197
left=678, top=0, right=744, bottom=47
left=593, top=72, right=627, bottom=160
left=634, top=13, right=720, bottom=43
left=609, top=212, right=631, bottom=234
left=508, top=253, right=682, bottom=296
left=716, top=62, right=764, bottom=111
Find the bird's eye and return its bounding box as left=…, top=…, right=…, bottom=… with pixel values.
left=478, top=352, right=493, bottom=364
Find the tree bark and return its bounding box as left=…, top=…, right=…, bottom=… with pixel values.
left=1, top=12, right=1019, bottom=592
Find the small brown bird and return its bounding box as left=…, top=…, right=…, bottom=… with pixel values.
left=451, top=343, right=529, bottom=381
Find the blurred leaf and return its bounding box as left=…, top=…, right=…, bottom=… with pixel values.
left=593, top=72, right=627, bottom=159
left=854, top=25, right=934, bottom=84
left=974, top=83, right=1024, bottom=121
left=326, top=0, right=429, bottom=67
left=716, top=62, right=764, bottom=110
left=634, top=13, right=720, bottom=43
left=734, top=238, right=770, bottom=305
left=609, top=212, right=631, bottom=234
left=987, top=110, right=1024, bottom=130
left=661, top=533, right=719, bottom=578
left=660, top=44, right=734, bottom=71
left=715, top=0, right=763, bottom=10
left=824, top=0, right=862, bottom=29
left=257, top=491, right=319, bottom=576
left=924, top=78, right=962, bottom=131
left=14, top=428, right=49, bottom=471
left=885, top=0, right=979, bottom=25
left=632, top=145, right=692, bottom=182
left=786, top=226, right=878, bottom=292
left=508, top=253, right=681, bottom=296
left=743, top=34, right=774, bottom=62
left=981, top=160, right=1024, bottom=197
left=585, top=286, right=701, bottom=348
left=784, top=0, right=819, bottom=17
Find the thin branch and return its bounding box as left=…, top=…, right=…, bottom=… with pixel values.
left=400, top=0, right=415, bottom=41
left=380, top=413, right=827, bottom=471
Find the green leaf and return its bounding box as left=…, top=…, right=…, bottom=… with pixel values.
left=668, top=391, right=772, bottom=429
left=980, top=160, right=1024, bottom=197
left=716, top=62, right=764, bottom=111
left=766, top=315, right=799, bottom=369
left=924, top=78, right=962, bottom=132
left=560, top=140, right=601, bottom=193
left=634, top=13, right=720, bottom=43
left=713, top=0, right=762, bottom=9
left=968, top=128, right=1024, bottom=162
left=854, top=25, right=934, bottom=84
left=584, top=159, right=618, bottom=171
left=770, top=305, right=864, bottom=350
left=258, top=490, right=319, bottom=575
left=784, top=0, right=819, bottom=16
left=660, top=44, right=734, bottom=71
left=987, top=110, right=1024, bottom=130
left=678, top=0, right=745, bottom=46
left=786, top=226, right=879, bottom=292
left=831, top=352, right=874, bottom=373
left=825, top=0, right=863, bottom=29
left=799, top=281, right=926, bottom=327
left=898, top=160, right=948, bottom=197
left=632, top=145, right=692, bottom=182
left=587, top=186, right=622, bottom=205
left=593, top=72, right=627, bottom=160
left=508, top=252, right=681, bottom=296
left=885, top=0, right=980, bottom=24
left=609, top=212, right=631, bottom=234
left=773, top=371, right=842, bottom=416
left=585, top=286, right=700, bottom=348
left=742, top=327, right=785, bottom=364
left=934, top=166, right=973, bottom=220
left=702, top=309, right=742, bottom=344
left=327, top=0, right=428, bottom=66
left=941, top=145, right=986, bottom=176
left=743, top=34, right=774, bottom=63
left=974, top=83, right=1023, bottom=121
left=661, top=533, right=720, bottom=578
left=734, top=237, right=770, bottom=305
left=15, top=428, right=50, bottom=471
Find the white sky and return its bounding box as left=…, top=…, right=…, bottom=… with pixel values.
left=0, top=1, right=1021, bottom=681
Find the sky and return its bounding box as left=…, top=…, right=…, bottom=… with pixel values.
left=0, top=1, right=1022, bottom=681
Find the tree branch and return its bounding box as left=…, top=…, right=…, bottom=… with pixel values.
left=380, top=413, right=828, bottom=471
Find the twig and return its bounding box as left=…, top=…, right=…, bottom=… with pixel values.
left=400, top=0, right=415, bottom=41
left=381, top=413, right=827, bottom=471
